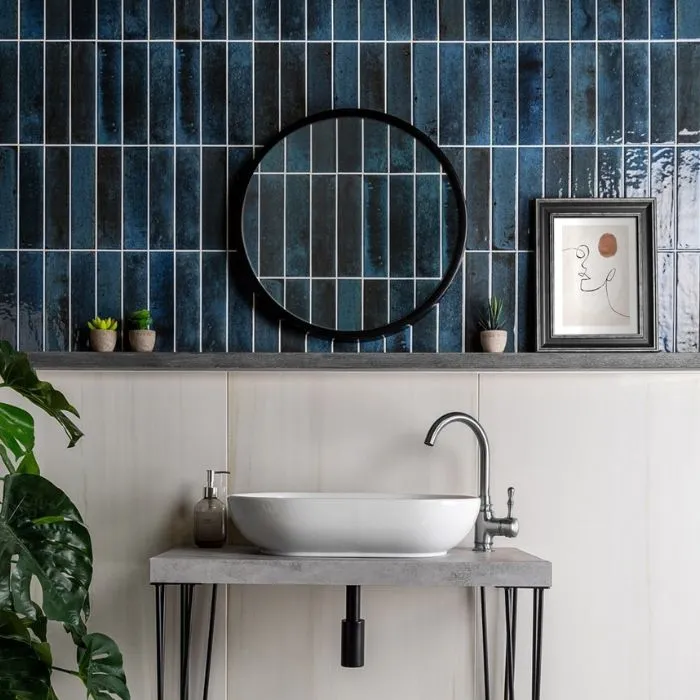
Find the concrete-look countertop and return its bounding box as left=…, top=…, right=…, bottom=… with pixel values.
left=149, top=546, right=552, bottom=588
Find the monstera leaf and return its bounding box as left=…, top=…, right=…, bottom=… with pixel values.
left=0, top=341, right=83, bottom=448
left=0, top=474, right=92, bottom=628
left=77, top=633, right=131, bottom=700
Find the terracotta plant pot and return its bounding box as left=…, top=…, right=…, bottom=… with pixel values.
left=89, top=329, right=117, bottom=352
left=480, top=330, right=507, bottom=353
left=129, top=329, right=156, bottom=352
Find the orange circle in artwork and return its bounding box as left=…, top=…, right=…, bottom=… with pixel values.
left=598, top=233, right=618, bottom=257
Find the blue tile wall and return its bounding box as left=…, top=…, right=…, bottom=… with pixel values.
left=0, top=0, right=699, bottom=353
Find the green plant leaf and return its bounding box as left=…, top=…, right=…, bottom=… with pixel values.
left=0, top=474, right=92, bottom=629
left=0, top=404, right=34, bottom=460
left=16, top=452, right=39, bottom=475
left=0, top=342, right=83, bottom=448
left=77, top=633, right=130, bottom=700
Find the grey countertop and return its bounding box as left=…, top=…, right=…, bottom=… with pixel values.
left=149, top=546, right=552, bottom=588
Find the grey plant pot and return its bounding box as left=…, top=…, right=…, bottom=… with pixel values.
left=129, top=329, right=156, bottom=352
left=89, top=329, right=117, bottom=352
left=480, top=330, right=508, bottom=353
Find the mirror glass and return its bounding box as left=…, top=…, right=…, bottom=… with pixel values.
left=239, top=112, right=465, bottom=338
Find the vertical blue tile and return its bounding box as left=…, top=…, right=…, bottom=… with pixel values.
left=676, top=252, right=700, bottom=351
left=45, top=148, right=69, bottom=249
left=518, top=0, right=542, bottom=39
left=545, top=147, right=569, bottom=197
left=598, top=0, right=622, bottom=39
left=70, top=251, right=94, bottom=348
left=545, top=0, right=569, bottom=39
left=306, top=43, right=331, bottom=115
left=20, top=42, right=42, bottom=143
left=415, top=175, right=440, bottom=277
left=624, top=147, right=649, bottom=197
left=438, top=264, right=463, bottom=352
left=413, top=44, right=437, bottom=141
left=150, top=251, right=174, bottom=350
left=98, top=0, right=121, bottom=39
left=0, top=0, right=17, bottom=39
left=259, top=175, right=284, bottom=276
left=201, top=252, right=227, bottom=351
left=360, top=0, right=383, bottom=39
left=202, top=0, right=226, bottom=38
left=517, top=252, right=534, bottom=351
left=517, top=147, right=542, bottom=250
left=255, top=0, right=279, bottom=39
left=20, top=0, right=43, bottom=39
left=464, top=252, right=488, bottom=351
left=19, top=147, right=42, bottom=249
left=308, top=0, right=331, bottom=39
left=254, top=301, right=280, bottom=352
left=650, top=44, right=675, bottom=144
left=360, top=44, right=385, bottom=111
left=150, top=148, right=174, bottom=249
left=229, top=0, right=252, bottom=39
left=123, top=43, right=148, bottom=145
left=389, top=175, right=413, bottom=277
left=651, top=147, right=675, bottom=249
left=412, top=300, right=437, bottom=351
left=18, top=252, right=42, bottom=351
left=657, top=252, right=674, bottom=350
left=518, top=44, right=543, bottom=145
left=0, top=148, right=17, bottom=248
left=46, top=43, right=70, bottom=144
left=492, top=44, right=517, bottom=145
left=312, top=279, right=336, bottom=330
left=493, top=148, right=516, bottom=250
left=176, top=252, right=200, bottom=351
left=97, top=147, right=121, bottom=249
left=229, top=280, right=253, bottom=353
left=651, top=0, right=674, bottom=39
left=439, top=44, right=464, bottom=145
left=150, top=0, right=174, bottom=39
left=281, top=317, right=307, bottom=352
left=335, top=0, right=358, bottom=39
left=285, top=176, right=310, bottom=277
left=308, top=335, right=333, bottom=352
left=334, top=42, right=358, bottom=108
left=572, top=0, right=596, bottom=39
left=387, top=0, right=410, bottom=39
left=202, top=43, right=226, bottom=144
left=175, top=148, right=200, bottom=249
left=678, top=148, right=700, bottom=249
left=46, top=0, right=70, bottom=38
left=678, top=44, right=700, bottom=145
left=0, top=43, right=17, bottom=143
left=255, top=44, right=279, bottom=144
left=150, top=43, right=174, bottom=144
left=124, top=148, right=148, bottom=249
left=229, top=43, right=252, bottom=143
left=385, top=327, right=411, bottom=353
left=123, top=251, right=147, bottom=329
left=0, top=251, right=17, bottom=345
left=624, top=0, right=648, bottom=38
left=678, top=0, right=700, bottom=38
left=387, top=44, right=412, bottom=122
left=71, top=147, right=95, bottom=249
left=491, top=253, right=516, bottom=350
left=176, top=0, right=200, bottom=39
left=364, top=175, right=388, bottom=278
left=439, top=0, right=463, bottom=40
left=362, top=280, right=388, bottom=335
left=624, top=44, right=648, bottom=144
left=597, top=147, right=622, bottom=197
left=98, top=42, right=121, bottom=144
left=492, top=0, right=516, bottom=40
left=571, top=43, right=596, bottom=144
left=124, top=0, right=148, bottom=39
left=176, top=44, right=200, bottom=144
left=571, top=146, right=596, bottom=196
left=72, top=0, right=95, bottom=39
left=71, top=43, right=95, bottom=144
left=465, top=45, right=490, bottom=145
left=466, top=0, right=490, bottom=40
left=388, top=279, right=414, bottom=323
left=45, top=251, right=69, bottom=350
left=412, top=0, right=436, bottom=39
left=466, top=149, right=490, bottom=250
left=202, top=148, right=227, bottom=249
left=337, top=175, right=361, bottom=276
left=545, top=44, right=569, bottom=144
left=597, top=43, right=622, bottom=144
left=389, top=128, right=414, bottom=173
left=96, top=251, right=121, bottom=331
left=312, top=175, right=335, bottom=276
left=336, top=278, right=360, bottom=332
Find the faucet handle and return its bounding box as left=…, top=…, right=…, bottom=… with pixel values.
left=506, top=487, right=515, bottom=519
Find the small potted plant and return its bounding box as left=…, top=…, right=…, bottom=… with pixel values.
left=128, top=308, right=156, bottom=352
left=479, top=297, right=508, bottom=353
left=87, top=316, right=118, bottom=352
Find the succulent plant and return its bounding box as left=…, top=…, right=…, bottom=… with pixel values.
left=128, top=308, right=153, bottom=330
left=478, top=297, right=506, bottom=331
left=87, top=316, right=118, bottom=331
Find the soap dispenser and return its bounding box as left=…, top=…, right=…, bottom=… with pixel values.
left=194, top=469, right=227, bottom=548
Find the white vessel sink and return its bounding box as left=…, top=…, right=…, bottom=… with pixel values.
left=228, top=492, right=480, bottom=557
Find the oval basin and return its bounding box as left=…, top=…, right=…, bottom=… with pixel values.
left=228, top=492, right=480, bottom=557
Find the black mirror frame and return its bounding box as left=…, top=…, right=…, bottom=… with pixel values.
left=232, top=108, right=467, bottom=342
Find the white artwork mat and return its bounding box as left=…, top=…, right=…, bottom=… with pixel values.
left=552, top=216, right=640, bottom=336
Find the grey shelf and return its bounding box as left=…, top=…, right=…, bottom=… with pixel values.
left=149, top=546, right=552, bottom=588
left=29, top=351, right=700, bottom=372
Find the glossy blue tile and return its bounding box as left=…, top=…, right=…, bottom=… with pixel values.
left=517, top=251, right=534, bottom=351
left=228, top=268, right=252, bottom=351
left=439, top=44, right=464, bottom=145
left=518, top=44, right=543, bottom=145
left=0, top=252, right=17, bottom=345
left=625, top=0, right=648, bottom=38
left=624, top=147, right=649, bottom=197
left=518, top=0, right=542, bottom=39
left=544, top=147, right=569, bottom=198
left=465, top=45, right=490, bottom=145
left=597, top=43, right=622, bottom=144
left=545, top=44, right=569, bottom=144
left=312, top=120, right=336, bottom=170
left=465, top=149, right=489, bottom=250
left=311, top=279, right=335, bottom=330
left=124, top=0, right=147, bottom=39
left=650, top=44, right=675, bottom=144
left=624, top=44, right=648, bottom=144
left=333, top=278, right=358, bottom=335
left=388, top=176, right=413, bottom=277
left=492, top=148, right=516, bottom=250
left=19, top=42, right=42, bottom=143
left=176, top=44, right=200, bottom=144
left=651, top=0, right=674, bottom=39
left=96, top=250, right=121, bottom=328
left=150, top=44, right=174, bottom=144
left=46, top=43, right=70, bottom=144
left=150, top=252, right=174, bottom=349
left=572, top=0, right=596, bottom=39
left=307, top=0, right=331, bottom=39
left=123, top=251, right=147, bottom=326
left=334, top=0, right=358, bottom=39
left=46, top=0, right=69, bottom=39
left=657, top=252, right=674, bottom=350
left=98, top=43, right=121, bottom=144
left=124, top=149, right=148, bottom=250
left=255, top=44, right=279, bottom=145
left=176, top=252, right=200, bottom=350
left=598, top=147, right=622, bottom=197
left=651, top=147, right=675, bottom=249
left=389, top=128, right=414, bottom=173
left=571, top=146, right=596, bottom=197
left=412, top=287, right=437, bottom=351
left=229, top=0, right=252, bottom=39
left=387, top=44, right=411, bottom=122
left=491, top=253, right=516, bottom=351
left=123, top=44, right=148, bottom=144
left=335, top=175, right=360, bottom=277
left=20, top=0, right=42, bottom=38
left=363, top=279, right=387, bottom=333
left=45, top=148, right=69, bottom=249
left=389, top=279, right=414, bottom=322
left=466, top=0, right=490, bottom=40
left=385, top=326, right=410, bottom=353
left=202, top=43, right=226, bottom=144
left=464, top=252, right=488, bottom=351
left=360, top=44, right=385, bottom=111
left=676, top=252, right=700, bottom=351
left=175, top=148, right=200, bottom=249
left=280, top=316, right=307, bottom=352
left=415, top=175, right=440, bottom=278
left=312, top=175, right=335, bottom=277
left=412, top=0, right=436, bottom=39
left=98, top=0, right=121, bottom=39
left=438, top=263, right=462, bottom=351
left=18, top=252, right=42, bottom=351
left=45, top=251, right=69, bottom=350
left=254, top=300, right=280, bottom=351
left=678, top=0, right=700, bottom=38
left=72, top=0, right=95, bottom=39
left=307, top=43, right=332, bottom=114
left=97, top=148, right=121, bottom=249
left=255, top=0, right=278, bottom=39
left=678, top=44, right=700, bottom=144
left=545, top=0, right=569, bottom=39
left=19, top=147, right=42, bottom=249
left=0, top=148, right=16, bottom=248
left=678, top=148, right=700, bottom=249
left=598, top=0, right=622, bottom=39
left=70, top=252, right=94, bottom=348
left=492, top=0, right=516, bottom=39
left=386, top=0, right=410, bottom=39
left=334, top=42, right=358, bottom=108
left=176, top=0, right=200, bottom=39
left=71, top=43, right=95, bottom=144
left=571, top=44, right=596, bottom=144
left=517, top=147, right=542, bottom=249
left=202, top=148, right=227, bottom=250
left=364, top=175, right=388, bottom=278
left=361, top=0, right=384, bottom=39
left=258, top=175, right=284, bottom=277
left=0, top=0, right=17, bottom=38
left=413, top=44, right=438, bottom=142
left=71, top=147, right=95, bottom=249
left=492, top=44, right=517, bottom=145
left=0, top=43, right=17, bottom=143
left=439, top=0, right=462, bottom=40
left=228, top=43, right=253, bottom=143
left=150, top=148, right=174, bottom=249
left=201, top=0, right=225, bottom=38
left=201, top=252, right=227, bottom=350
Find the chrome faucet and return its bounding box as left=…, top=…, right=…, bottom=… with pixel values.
left=424, top=411, right=519, bottom=552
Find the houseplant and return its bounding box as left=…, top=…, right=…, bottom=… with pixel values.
left=0, top=340, right=129, bottom=699
left=479, top=297, right=508, bottom=353
left=87, top=316, right=118, bottom=352
left=128, top=309, right=156, bottom=352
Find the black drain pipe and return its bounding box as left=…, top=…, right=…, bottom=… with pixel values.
left=341, top=585, right=365, bottom=667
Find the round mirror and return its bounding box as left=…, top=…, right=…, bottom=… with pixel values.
left=235, top=109, right=466, bottom=341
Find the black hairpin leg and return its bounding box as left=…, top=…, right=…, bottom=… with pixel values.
left=531, top=588, right=545, bottom=700
left=155, top=585, right=166, bottom=700
left=504, top=588, right=518, bottom=700
left=202, top=584, right=218, bottom=700
left=480, top=587, right=491, bottom=700
left=180, top=584, right=195, bottom=700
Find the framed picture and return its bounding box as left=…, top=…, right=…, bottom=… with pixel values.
left=536, top=198, right=657, bottom=352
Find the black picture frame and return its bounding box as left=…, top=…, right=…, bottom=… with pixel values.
left=536, top=198, right=658, bottom=352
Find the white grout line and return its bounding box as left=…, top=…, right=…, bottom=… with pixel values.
left=383, top=0, right=388, bottom=352
left=147, top=0, right=151, bottom=318
left=514, top=0, right=521, bottom=351
left=120, top=2, right=124, bottom=349
left=198, top=0, right=203, bottom=351
left=172, top=3, right=177, bottom=350
left=14, top=4, right=19, bottom=349
left=93, top=0, right=98, bottom=323
left=276, top=0, right=281, bottom=351
left=224, top=0, right=229, bottom=352
left=435, top=4, right=440, bottom=351
left=3, top=37, right=699, bottom=43
left=41, top=0, right=46, bottom=350
left=67, top=0, right=72, bottom=348
left=410, top=0, right=415, bottom=352
left=250, top=0, right=256, bottom=351
left=331, top=0, right=338, bottom=351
